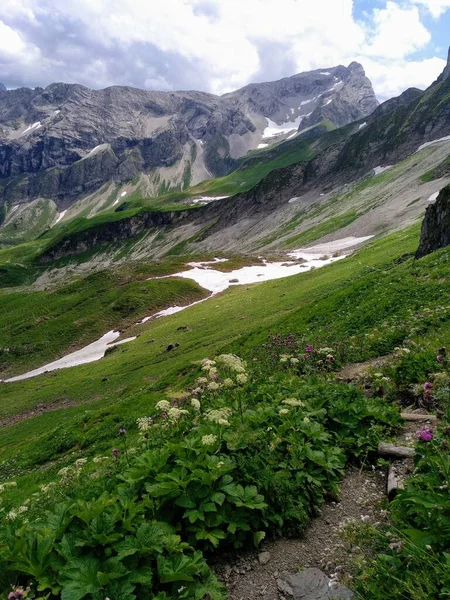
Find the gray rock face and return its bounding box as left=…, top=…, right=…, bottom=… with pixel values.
left=416, top=185, right=450, bottom=258
left=0, top=63, right=378, bottom=207
left=277, top=568, right=354, bottom=599
left=0, top=83, right=6, bottom=92
left=443, top=47, right=450, bottom=82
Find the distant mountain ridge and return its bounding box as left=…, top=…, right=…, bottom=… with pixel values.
left=0, top=63, right=378, bottom=207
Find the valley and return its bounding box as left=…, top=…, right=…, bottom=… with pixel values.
left=1, top=47, right=450, bottom=600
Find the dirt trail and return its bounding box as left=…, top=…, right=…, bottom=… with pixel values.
left=216, top=357, right=438, bottom=600
left=215, top=469, right=387, bottom=599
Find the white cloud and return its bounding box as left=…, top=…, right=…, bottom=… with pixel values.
left=364, top=2, right=431, bottom=58
left=0, top=0, right=447, bottom=100
left=362, top=55, right=447, bottom=99
left=411, top=0, right=450, bottom=17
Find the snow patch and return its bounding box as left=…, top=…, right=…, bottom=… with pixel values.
left=81, top=143, right=110, bottom=160
left=328, top=80, right=342, bottom=91
left=257, top=143, right=269, bottom=149
left=320, top=72, right=331, bottom=75
left=120, top=191, right=127, bottom=197
left=323, top=98, right=333, bottom=106
left=358, top=122, right=367, bottom=130
left=288, top=236, right=374, bottom=258
left=3, top=331, right=137, bottom=383
left=263, top=116, right=303, bottom=138
left=416, top=136, right=450, bottom=153
left=192, top=195, right=229, bottom=205
left=427, top=191, right=439, bottom=202
left=54, top=210, right=67, bottom=225
left=21, top=121, right=41, bottom=136
left=373, top=165, right=393, bottom=175
left=54, top=110, right=60, bottom=115
left=288, top=197, right=300, bottom=204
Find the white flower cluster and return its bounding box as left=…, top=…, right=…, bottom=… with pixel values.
left=0, top=481, right=17, bottom=493
left=204, top=407, right=232, bottom=426
left=279, top=408, right=289, bottom=415
left=201, top=434, right=218, bottom=446
left=191, top=398, right=201, bottom=410
left=155, top=400, right=171, bottom=411
left=167, top=407, right=189, bottom=422
left=215, top=354, right=247, bottom=373
left=282, top=398, right=304, bottom=407
left=93, top=456, right=110, bottom=463
left=6, top=504, right=28, bottom=521
left=236, top=373, right=248, bottom=385
left=136, top=416, right=153, bottom=431
left=40, top=482, right=57, bottom=494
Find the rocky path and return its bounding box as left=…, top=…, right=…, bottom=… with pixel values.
left=215, top=468, right=387, bottom=599
left=214, top=360, right=438, bottom=600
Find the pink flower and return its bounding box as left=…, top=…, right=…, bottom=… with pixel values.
left=112, top=448, right=119, bottom=457
left=424, top=382, right=433, bottom=390
left=417, top=428, right=433, bottom=442
left=437, top=355, right=444, bottom=363
left=305, top=344, right=314, bottom=353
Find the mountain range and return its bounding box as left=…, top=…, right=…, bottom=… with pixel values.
left=0, top=62, right=377, bottom=208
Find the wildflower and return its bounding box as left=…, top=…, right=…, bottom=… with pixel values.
left=425, top=544, right=432, bottom=551
left=93, top=456, right=110, bottom=463
left=303, top=416, right=310, bottom=423
left=216, top=354, right=246, bottom=373
left=191, top=398, right=201, bottom=410
left=207, top=381, right=220, bottom=391
left=74, top=458, right=87, bottom=468
left=217, top=418, right=230, bottom=426
left=17, top=505, right=28, bottom=515
left=282, top=398, right=304, bottom=407
left=119, top=427, right=126, bottom=436
left=201, top=359, right=216, bottom=368
left=192, top=387, right=203, bottom=395
left=439, top=346, right=447, bottom=357
left=204, top=407, right=232, bottom=424
left=6, top=510, right=17, bottom=521
left=202, top=434, right=218, bottom=446
left=290, top=358, right=299, bottom=365
left=437, top=355, right=444, bottom=363
left=58, top=467, right=71, bottom=477
left=196, top=377, right=208, bottom=385
left=236, top=373, right=248, bottom=385
left=417, top=428, right=433, bottom=442
left=167, top=407, right=189, bottom=422
left=136, top=416, right=153, bottom=431
left=112, top=448, right=120, bottom=457
left=155, top=400, right=171, bottom=411
left=208, top=367, right=218, bottom=378
left=223, top=378, right=234, bottom=388
left=305, top=344, right=314, bottom=353
left=279, top=408, right=289, bottom=415
left=279, top=357, right=288, bottom=364
left=424, top=382, right=433, bottom=390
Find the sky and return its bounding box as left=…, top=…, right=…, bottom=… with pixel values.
left=0, top=0, right=449, bottom=101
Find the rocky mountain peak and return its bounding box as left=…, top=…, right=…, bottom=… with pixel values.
left=443, top=47, right=450, bottom=81
left=347, top=61, right=366, bottom=76
left=0, top=82, right=6, bottom=92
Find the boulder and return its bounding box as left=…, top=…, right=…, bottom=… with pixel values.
left=277, top=568, right=354, bottom=599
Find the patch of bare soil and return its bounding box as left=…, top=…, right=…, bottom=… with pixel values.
left=336, top=355, right=393, bottom=382
left=213, top=468, right=387, bottom=600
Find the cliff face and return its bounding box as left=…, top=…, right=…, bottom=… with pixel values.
left=0, top=63, right=378, bottom=208
left=416, top=185, right=450, bottom=259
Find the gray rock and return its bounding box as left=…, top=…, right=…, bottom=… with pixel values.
left=277, top=568, right=354, bottom=599
left=416, top=184, right=450, bottom=258
left=258, top=551, right=271, bottom=565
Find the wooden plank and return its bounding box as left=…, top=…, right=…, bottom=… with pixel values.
left=401, top=413, right=437, bottom=422
left=378, top=442, right=415, bottom=459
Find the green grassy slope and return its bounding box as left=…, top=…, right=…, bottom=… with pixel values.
left=2, top=223, right=450, bottom=481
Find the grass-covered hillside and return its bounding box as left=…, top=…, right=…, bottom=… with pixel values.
left=2, top=220, right=450, bottom=598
